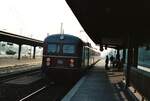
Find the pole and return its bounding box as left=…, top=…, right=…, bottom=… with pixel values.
left=18, top=44, right=22, bottom=60
left=33, top=46, right=36, bottom=59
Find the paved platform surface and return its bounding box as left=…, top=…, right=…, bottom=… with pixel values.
left=62, top=60, right=132, bottom=101
left=0, top=56, right=42, bottom=68
left=0, top=56, right=42, bottom=75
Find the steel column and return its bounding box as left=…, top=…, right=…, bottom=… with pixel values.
left=126, top=34, right=133, bottom=88
left=33, top=46, right=36, bottom=59
left=116, top=49, right=120, bottom=60
left=18, top=44, right=22, bottom=60
left=123, top=48, right=126, bottom=63
left=133, top=46, right=138, bottom=67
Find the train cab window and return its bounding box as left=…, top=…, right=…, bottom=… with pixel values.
left=63, top=45, right=75, bottom=55
left=48, top=44, right=60, bottom=54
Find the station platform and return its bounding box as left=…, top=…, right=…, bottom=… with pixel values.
left=0, top=56, right=42, bottom=68
left=0, top=56, right=42, bottom=76
left=62, top=60, right=131, bottom=101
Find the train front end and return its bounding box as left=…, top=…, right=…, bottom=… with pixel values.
left=42, top=34, right=83, bottom=83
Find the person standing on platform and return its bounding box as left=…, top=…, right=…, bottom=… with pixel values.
left=110, top=55, right=114, bottom=68
left=105, top=55, right=109, bottom=70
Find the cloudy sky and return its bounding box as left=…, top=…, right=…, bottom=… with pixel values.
left=0, top=0, right=92, bottom=42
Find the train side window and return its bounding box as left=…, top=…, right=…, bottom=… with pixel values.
left=63, top=44, right=75, bottom=54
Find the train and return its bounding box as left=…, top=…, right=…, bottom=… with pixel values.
left=41, top=34, right=101, bottom=83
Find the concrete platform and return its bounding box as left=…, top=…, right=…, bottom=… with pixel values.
left=62, top=59, right=143, bottom=101
left=0, top=57, right=42, bottom=76
left=62, top=60, right=119, bottom=101
left=0, top=56, right=42, bottom=68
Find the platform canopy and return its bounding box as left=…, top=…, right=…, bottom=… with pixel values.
left=0, top=31, right=43, bottom=47
left=66, top=0, right=150, bottom=49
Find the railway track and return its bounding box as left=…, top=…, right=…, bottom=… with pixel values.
left=0, top=66, right=41, bottom=83
left=18, top=79, right=78, bottom=101
left=0, top=68, right=44, bottom=101
left=19, top=86, right=47, bottom=101
left=0, top=66, right=78, bottom=101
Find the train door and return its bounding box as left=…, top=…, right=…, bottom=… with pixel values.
left=84, top=47, right=89, bottom=67
left=87, top=47, right=90, bottom=66
left=81, top=46, right=85, bottom=67
left=84, top=47, right=87, bottom=67
left=84, top=47, right=90, bottom=67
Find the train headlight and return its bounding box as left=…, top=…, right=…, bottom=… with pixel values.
left=46, top=58, right=51, bottom=66
left=46, top=58, right=51, bottom=62
left=69, top=59, right=75, bottom=67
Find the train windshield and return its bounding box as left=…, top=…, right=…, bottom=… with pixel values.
left=47, top=44, right=60, bottom=55
left=63, top=44, right=75, bottom=55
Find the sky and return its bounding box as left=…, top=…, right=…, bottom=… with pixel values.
left=0, top=0, right=116, bottom=58
left=0, top=0, right=96, bottom=46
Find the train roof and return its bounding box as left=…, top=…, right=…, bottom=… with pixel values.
left=44, top=34, right=83, bottom=43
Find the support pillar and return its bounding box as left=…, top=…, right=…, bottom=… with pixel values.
left=133, top=46, right=138, bottom=68
left=126, top=47, right=133, bottom=88
left=123, top=48, right=126, bottom=64
left=33, top=46, right=36, bottom=59
left=126, top=34, right=133, bottom=88
left=18, top=44, right=22, bottom=60
left=116, top=49, right=120, bottom=60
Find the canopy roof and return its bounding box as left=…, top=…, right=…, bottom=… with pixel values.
left=66, top=0, right=150, bottom=48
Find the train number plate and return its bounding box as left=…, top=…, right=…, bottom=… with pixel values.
left=57, top=59, right=63, bottom=64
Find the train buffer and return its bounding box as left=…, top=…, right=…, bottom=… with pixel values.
left=62, top=60, right=134, bottom=101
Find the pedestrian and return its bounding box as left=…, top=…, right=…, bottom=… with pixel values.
left=110, top=55, right=114, bottom=68
left=105, top=55, right=109, bottom=70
